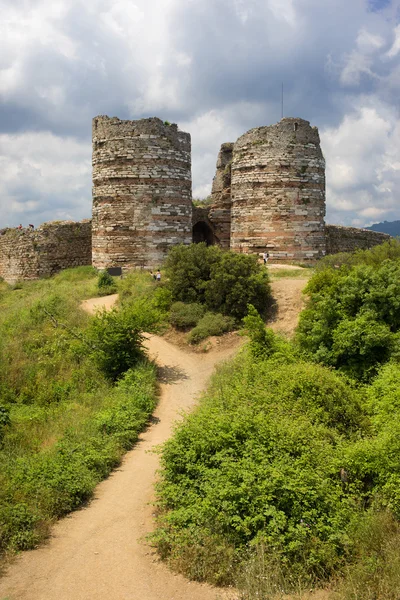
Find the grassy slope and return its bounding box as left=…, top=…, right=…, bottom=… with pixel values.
left=0, top=268, right=158, bottom=558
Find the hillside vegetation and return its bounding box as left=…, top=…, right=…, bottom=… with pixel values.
left=0, top=249, right=272, bottom=562
left=154, top=240, right=400, bottom=599
left=0, top=267, right=160, bottom=558
left=163, top=242, right=272, bottom=344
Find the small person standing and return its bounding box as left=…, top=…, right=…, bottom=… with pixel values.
left=263, top=251, right=269, bottom=265
left=156, top=270, right=161, bottom=282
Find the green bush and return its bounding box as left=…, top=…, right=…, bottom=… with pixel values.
left=316, top=238, right=400, bottom=272
left=187, top=312, right=235, bottom=344
left=164, top=243, right=221, bottom=304
left=205, top=252, right=271, bottom=320
left=165, top=244, right=272, bottom=320
left=242, top=304, right=277, bottom=360
left=296, top=259, right=400, bottom=380
left=97, top=270, right=117, bottom=296
left=86, top=306, right=145, bottom=381
left=153, top=354, right=366, bottom=584
left=169, top=302, right=205, bottom=329
left=341, top=363, right=400, bottom=519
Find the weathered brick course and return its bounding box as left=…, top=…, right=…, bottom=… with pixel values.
left=92, top=116, right=192, bottom=270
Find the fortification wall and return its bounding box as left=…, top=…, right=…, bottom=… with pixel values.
left=326, top=225, right=391, bottom=255
left=0, top=220, right=92, bottom=284
left=208, top=142, right=233, bottom=249
left=229, top=117, right=326, bottom=262
left=92, top=116, right=192, bottom=270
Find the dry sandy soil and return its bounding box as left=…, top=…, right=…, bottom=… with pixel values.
left=0, top=275, right=309, bottom=600
left=80, top=293, right=119, bottom=314
left=269, top=278, right=308, bottom=337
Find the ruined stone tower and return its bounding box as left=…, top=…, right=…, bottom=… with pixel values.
left=92, top=116, right=192, bottom=270
left=208, top=143, right=233, bottom=249
left=229, top=117, right=326, bottom=261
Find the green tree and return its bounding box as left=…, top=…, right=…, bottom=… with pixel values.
left=87, top=307, right=145, bottom=380
left=165, top=244, right=272, bottom=321
left=297, top=259, right=400, bottom=380
left=205, top=253, right=271, bottom=320
left=164, top=243, right=220, bottom=304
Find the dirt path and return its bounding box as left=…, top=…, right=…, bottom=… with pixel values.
left=269, top=278, right=308, bottom=337
left=80, top=293, right=119, bottom=313
left=0, top=334, right=240, bottom=600
left=0, top=277, right=309, bottom=600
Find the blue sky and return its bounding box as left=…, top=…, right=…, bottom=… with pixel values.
left=1, top=0, right=400, bottom=228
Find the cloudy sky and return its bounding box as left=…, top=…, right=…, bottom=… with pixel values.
left=1, top=0, right=400, bottom=228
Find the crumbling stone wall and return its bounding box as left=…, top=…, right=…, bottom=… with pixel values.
left=208, top=143, right=233, bottom=249
left=0, top=220, right=92, bottom=284
left=229, top=118, right=326, bottom=262
left=92, top=116, right=192, bottom=270
left=326, top=225, right=390, bottom=255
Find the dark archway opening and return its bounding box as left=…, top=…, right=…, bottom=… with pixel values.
left=193, top=221, right=215, bottom=246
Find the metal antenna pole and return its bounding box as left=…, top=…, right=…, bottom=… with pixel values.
left=281, top=83, right=284, bottom=119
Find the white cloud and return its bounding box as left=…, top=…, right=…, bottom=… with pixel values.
left=322, top=102, right=400, bottom=226
left=356, top=29, right=385, bottom=53
left=0, top=0, right=400, bottom=229
left=386, top=23, right=400, bottom=58
left=268, top=0, right=296, bottom=27
left=0, top=132, right=91, bottom=227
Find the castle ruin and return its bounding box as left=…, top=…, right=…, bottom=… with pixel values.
left=230, top=118, right=326, bottom=261
left=92, top=116, right=192, bottom=270
left=0, top=115, right=391, bottom=284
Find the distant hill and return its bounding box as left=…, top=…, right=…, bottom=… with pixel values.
left=366, top=221, right=400, bottom=237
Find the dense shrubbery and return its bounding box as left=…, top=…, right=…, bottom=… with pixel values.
left=297, top=257, right=400, bottom=380
left=153, top=347, right=367, bottom=585
left=154, top=242, right=400, bottom=597
left=164, top=243, right=271, bottom=321
left=97, top=270, right=117, bottom=296
left=154, top=343, right=400, bottom=594
left=0, top=267, right=158, bottom=557
left=169, top=302, right=205, bottom=329
left=87, top=306, right=146, bottom=380
left=187, top=312, right=235, bottom=344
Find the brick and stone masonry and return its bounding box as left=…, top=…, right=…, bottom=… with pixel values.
left=208, top=142, right=234, bottom=249
left=228, top=117, right=326, bottom=262
left=0, top=220, right=92, bottom=284
left=92, top=116, right=192, bottom=270
left=326, top=225, right=390, bottom=255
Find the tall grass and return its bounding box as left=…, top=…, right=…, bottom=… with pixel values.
left=0, top=267, right=158, bottom=559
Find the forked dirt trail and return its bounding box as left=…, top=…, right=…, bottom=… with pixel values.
left=0, top=275, right=308, bottom=600
left=0, top=333, right=241, bottom=600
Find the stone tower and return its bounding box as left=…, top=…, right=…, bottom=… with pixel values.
left=92, top=116, right=192, bottom=270
left=230, top=117, right=326, bottom=261
left=208, top=142, right=234, bottom=249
